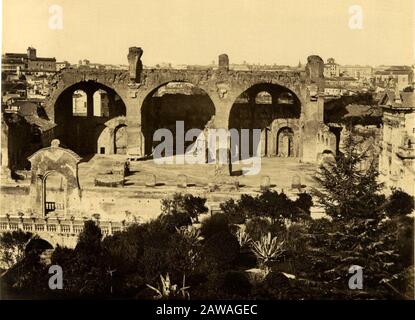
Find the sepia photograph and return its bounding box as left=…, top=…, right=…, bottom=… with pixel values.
left=0, top=0, right=414, bottom=305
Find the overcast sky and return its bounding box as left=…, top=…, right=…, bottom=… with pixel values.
left=2, top=0, right=414, bottom=66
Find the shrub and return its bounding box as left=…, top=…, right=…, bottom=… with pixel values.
left=257, top=190, right=293, bottom=221
left=160, top=211, right=192, bottom=233
left=264, top=271, right=291, bottom=290
left=245, top=217, right=285, bottom=241
left=102, top=225, right=145, bottom=274
left=220, top=270, right=252, bottom=297
left=146, top=273, right=190, bottom=300
left=0, top=230, right=33, bottom=269
left=75, top=220, right=103, bottom=267
left=220, top=199, right=246, bottom=224
left=201, top=231, right=240, bottom=271
left=50, top=246, right=75, bottom=271
left=234, top=250, right=257, bottom=269
left=251, top=233, right=285, bottom=270
left=200, top=213, right=231, bottom=239
left=166, top=231, right=202, bottom=275
left=237, top=194, right=259, bottom=217
left=161, top=193, right=208, bottom=223
left=293, top=192, right=313, bottom=218
left=385, top=189, right=414, bottom=218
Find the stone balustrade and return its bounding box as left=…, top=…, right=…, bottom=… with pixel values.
left=0, top=215, right=124, bottom=237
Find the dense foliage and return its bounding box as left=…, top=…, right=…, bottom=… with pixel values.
left=1, top=148, right=413, bottom=299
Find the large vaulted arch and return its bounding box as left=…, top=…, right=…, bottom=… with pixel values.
left=228, top=83, right=301, bottom=159
left=141, top=81, right=216, bottom=156
left=53, top=81, right=127, bottom=156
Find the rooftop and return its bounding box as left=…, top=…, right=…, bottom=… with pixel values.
left=379, top=89, right=415, bottom=109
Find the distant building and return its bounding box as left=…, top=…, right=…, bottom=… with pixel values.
left=56, top=61, right=70, bottom=71
left=324, top=76, right=362, bottom=97
left=339, top=65, right=373, bottom=80
left=74, top=60, right=127, bottom=71
left=1, top=81, right=27, bottom=103
left=379, top=88, right=415, bottom=195
left=324, top=58, right=340, bottom=78
left=1, top=100, right=56, bottom=171
left=374, top=66, right=413, bottom=90
left=2, top=47, right=56, bottom=74
left=1, top=54, right=26, bottom=74
left=324, top=85, right=347, bottom=97
left=25, top=74, right=51, bottom=99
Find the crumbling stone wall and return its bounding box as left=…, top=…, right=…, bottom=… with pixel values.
left=43, top=48, right=325, bottom=163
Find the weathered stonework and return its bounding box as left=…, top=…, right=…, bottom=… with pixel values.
left=127, top=47, right=143, bottom=82
left=42, top=48, right=325, bottom=162
left=28, top=139, right=81, bottom=217
left=218, top=54, right=229, bottom=71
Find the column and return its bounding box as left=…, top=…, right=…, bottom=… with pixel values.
left=86, top=90, right=95, bottom=117
left=6, top=215, right=11, bottom=231
left=107, top=93, right=116, bottom=118
left=108, top=221, right=113, bottom=235
left=302, top=96, right=324, bottom=162
left=69, top=218, right=74, bottom=234
left=126, top=123, right=144, bottom=156
left=18, top=214, right=24, bottom=230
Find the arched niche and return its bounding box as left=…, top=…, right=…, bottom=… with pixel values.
left=28, top=139, right=81, bottom=217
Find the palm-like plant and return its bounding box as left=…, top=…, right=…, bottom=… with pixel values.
left=251, top=232, right=285, bottom=270
left=146, top=273, right=190, bottom=300
left=235, top=226, right=251, bottom=248
left=176, top=226, right=203, bottom=243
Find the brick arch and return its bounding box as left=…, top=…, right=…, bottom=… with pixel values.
left=26, top=234, right=56, bottom=249
left=104, top=115, right=127, bottom=130
left=29, top=147, right=81, bottom=188
left=138, top=78, right=217, bottom=111
left=51, top=81, right=126, bottom=120
left=140, top=80, right=217, bottom=155
left=228, top=82, right=303, bottom=131
left=44, top=70, right=130, bottom=122
left=225, top=76, right=304, bottom=106
left=227, top=81, right=303, bottom=109
left=271, top=121, right=300, bottom=157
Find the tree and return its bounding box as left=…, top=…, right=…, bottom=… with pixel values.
left=312, top=131, right=385, bottom=221
left=76, top=220, right=103, bottom=262
left=71, top=220, right=107, bottom=297
left=220, top=190, right=311, bottom=224
left=307, top=132, right=414, bottom=298
left=0, top=230, right=33, bottom=270
left=161, top=193, right=208, bottom=223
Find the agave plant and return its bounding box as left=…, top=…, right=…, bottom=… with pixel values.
left=176, top=226, right=203, bottom=243
left=235, top=226, right=251, bottom=248
left=175, top=226, right=203, bottom=270
left=251, top=232, right=285, bottom=270
left=146, top=273, right=190, bottom=300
